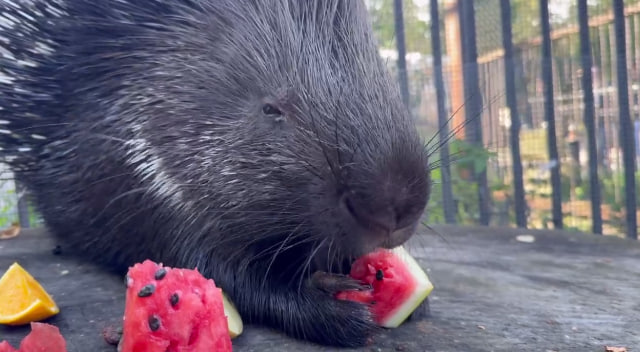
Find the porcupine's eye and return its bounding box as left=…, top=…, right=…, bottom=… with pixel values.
left=262, top=103, right=282, bottom=117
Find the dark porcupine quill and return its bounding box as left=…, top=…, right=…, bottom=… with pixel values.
left=0, top=0, right=431, bottom=347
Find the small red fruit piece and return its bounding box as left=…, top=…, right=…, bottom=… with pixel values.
left=0, top=341, right=17, bottom=352
left=10, top=322, right=68, bottom=352
left=336, top=246, right=434, bottom=328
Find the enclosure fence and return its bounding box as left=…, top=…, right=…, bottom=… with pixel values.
left=385, top=0, right=640, bottom=239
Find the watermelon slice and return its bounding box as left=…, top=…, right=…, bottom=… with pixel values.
left=0, top=341, right=16, bottom=352
left=336, top=246, right=434, bottom=328
left=0, top=322, right=67, bottom=352
left=120, top=260, right=233, bottom=352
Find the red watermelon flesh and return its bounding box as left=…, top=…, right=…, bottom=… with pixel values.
left=19, top=322, right=67, bottom=352
left=121, top=260, right=232, bottom=352
left=336, top=246, right=434, bottom=328
left=0, top=341, right=16, bottom=352
left=0, top=322, right=67, bottom=352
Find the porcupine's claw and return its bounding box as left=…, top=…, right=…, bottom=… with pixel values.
left=310, top=271, right=370, bottom=294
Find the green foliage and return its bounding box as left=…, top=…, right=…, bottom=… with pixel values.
left=365, top=0, right=432, bottom=54
left=447, top=138, right=496, bottom=174
left=0, top=187, right=18, bottom=228
left=426, top=139, right=495, bottom=224
left=473, top=0, right=639, bottom=56
left=0, top=178, right=43, bottom=229
left=364, top=0, right=640, bottom=58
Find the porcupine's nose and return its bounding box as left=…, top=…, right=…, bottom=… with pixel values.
left=336, top=132, right=430, bottom=246
left=340, top=193, right=397, bottom=234
left=339, top=181, right=426, bottom=244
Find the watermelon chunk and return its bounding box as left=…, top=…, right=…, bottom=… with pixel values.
left=0, top=341, right=17, bottom=352
left=120, top=260, right=233, bottom=352
left=336, top=246, right=434, bottom=328
left=0, top=322, right=67, bottom=352
left=19, top=322, right=67, bottom=352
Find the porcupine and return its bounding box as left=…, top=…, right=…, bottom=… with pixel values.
left=0, top=0, right=430, bottom=347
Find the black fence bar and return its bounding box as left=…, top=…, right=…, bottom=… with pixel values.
left=15, top=181, right=30, bottom=228
left=393, top=0, right=410, bottom=109
left=457, top=0, right=490, bottom=226
left=613, top=0, right=638, bottom=240
left=539, top=0, right=563, bottom=229
left=499, top=0, right=526, bottom=228
left=429, top=0, right=456, bottom=224
left=577, top=0, right=603, bottom=235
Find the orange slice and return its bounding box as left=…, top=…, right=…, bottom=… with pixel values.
left=0, top=262, right=60, bottom=325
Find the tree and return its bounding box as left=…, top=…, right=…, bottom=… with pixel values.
left=365, top=0, right=432, bottom=54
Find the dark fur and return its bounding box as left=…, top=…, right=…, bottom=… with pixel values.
left=0, top=0, right=430, bottom=346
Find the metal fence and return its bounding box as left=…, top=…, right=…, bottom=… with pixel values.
left=0, top=0, right=639, bottom=240
left=384, top=0, right=639, bottom=239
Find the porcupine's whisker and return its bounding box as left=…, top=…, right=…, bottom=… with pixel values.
left=427, top=140, right=501, bottom=174
left=217, top=222, right=308, bottom=254
left=326, top=237, right=336, bottom=274
left=425, top=92, right=504, bottom=158
left=252, top=232, right=318, bottom=278
left=423, top=90, right=502, bottom=151
left=246, top=229, right=317, bottom=278
left=427, top=150, right=472, bottom=170
left=308, top=105, right=341, bottom=182
left=423, top=93, right=478, bottom=151
left=420, top=222, right=455, bottom=249
left=418, top=95, right=504, bottom=252
left=260, top=221, right=306, bottom=289
left=295, top=237, right=328, bottom=295
left=425, top=116, right=473, bottom=159
left=253, top=231, right=315, bottom=261
left=235, top=232, right=315, bottom=272
left=221, top=220, right=315, bottom=258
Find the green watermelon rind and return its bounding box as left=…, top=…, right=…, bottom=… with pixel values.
left=222, top=292, right=243, bottom=338
left=379, top=246, right=434, bottom=328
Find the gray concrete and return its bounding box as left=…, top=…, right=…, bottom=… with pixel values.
left=0, top=225, right=638, bottom=352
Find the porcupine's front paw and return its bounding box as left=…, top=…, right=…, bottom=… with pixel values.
left=294, top=271, right=379, bottom=347
left=310, top=270, right=370, bottom=294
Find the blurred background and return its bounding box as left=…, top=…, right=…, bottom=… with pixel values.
left=1, top=0, right=639, bottom=240
left=363, top=0, right=640, bottom=239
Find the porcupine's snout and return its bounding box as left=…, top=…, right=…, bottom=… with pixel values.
left=335, top=147, right=430, bottom=258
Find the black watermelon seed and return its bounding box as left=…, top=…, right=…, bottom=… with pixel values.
left=170, top=293, right=179, bottom=306
left=154, top=268, right=167, bottom=280
left=148, top=315, right=161, bottom=331
left=375, top=269, right=384, bottom=281
left=138, top=284, right=155, bottom=297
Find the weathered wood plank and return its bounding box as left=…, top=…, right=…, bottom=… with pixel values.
left=1, top=225, right=638, bottom=352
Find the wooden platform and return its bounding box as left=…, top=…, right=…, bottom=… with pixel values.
left=0, top=225, right=638, bottom=352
